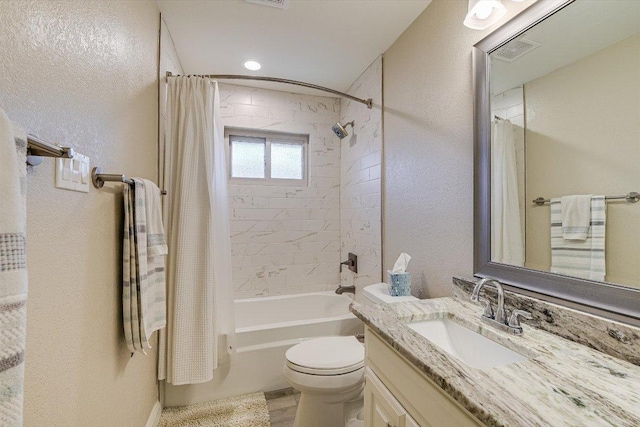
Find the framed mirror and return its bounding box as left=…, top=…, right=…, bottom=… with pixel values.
left=473, top=0, right=640, bottom=324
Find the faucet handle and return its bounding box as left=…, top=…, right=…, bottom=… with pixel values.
left=508, top=310, right=532, bottom=328
left=471, top=294, right=494, bottom=318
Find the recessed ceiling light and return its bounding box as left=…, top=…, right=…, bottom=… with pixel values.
left=242, top=60, right=262, bottom=71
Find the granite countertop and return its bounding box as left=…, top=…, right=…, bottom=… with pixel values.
left=351, top=297, right=640, bottom=427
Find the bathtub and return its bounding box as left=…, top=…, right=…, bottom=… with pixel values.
left=162, top=291, right=364, bottom=406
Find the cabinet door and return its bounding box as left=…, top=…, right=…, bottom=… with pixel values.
left=364, top=368, right=419, bottom=427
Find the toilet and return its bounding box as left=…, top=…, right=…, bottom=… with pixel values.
left=283, top=284, right=418, bottom=427
left=361, top=282, right=418, bottom=305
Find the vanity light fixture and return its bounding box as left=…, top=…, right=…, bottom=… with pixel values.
left=242, top=60, right=262, bottom=71
left=464, top=0, right=507, bottom=30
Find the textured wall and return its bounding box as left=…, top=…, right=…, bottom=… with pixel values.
left=340, top=56, right=383, bottom=301
left=383, top=0, right=535, bottom=298
left=524, top=34, right=640, bottom=287
left=220, top=83, right=342, bottom=298
left=0, top=1, right=160, bottom=426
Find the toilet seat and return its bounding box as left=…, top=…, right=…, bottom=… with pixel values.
left=285, top=336, right=364, bottom=376
left=286, top=359, right=364, bottom=376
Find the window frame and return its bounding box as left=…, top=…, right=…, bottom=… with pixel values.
left=226, top=128, right=309, bottom=187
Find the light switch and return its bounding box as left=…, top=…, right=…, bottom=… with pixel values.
left=81, top=162, right=89, bottom=184
left=62, top=159, right=72, bottom=180
left=56, top=152, right=90, bottom=193
left=72, top=159, right=81, bottom=183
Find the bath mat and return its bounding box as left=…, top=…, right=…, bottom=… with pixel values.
left=158, top=392, right=270, bottom=427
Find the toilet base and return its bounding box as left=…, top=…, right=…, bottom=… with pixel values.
left=294, top=389, right=363, bottom=427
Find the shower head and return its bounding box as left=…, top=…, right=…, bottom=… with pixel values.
left=332, top=121, right=355, bottom=139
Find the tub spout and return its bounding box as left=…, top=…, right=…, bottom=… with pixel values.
left=335, top=285, right=356, bottom=295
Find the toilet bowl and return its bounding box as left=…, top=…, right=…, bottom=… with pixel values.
left=284, top=284, right=418, bottom=427
left=284, top=336, right=365, bottom=427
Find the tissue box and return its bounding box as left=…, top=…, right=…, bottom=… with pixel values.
left=387, top=270, right=411, bottom=297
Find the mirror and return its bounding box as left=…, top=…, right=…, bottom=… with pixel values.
left=473, top=0, right=640, bottom=324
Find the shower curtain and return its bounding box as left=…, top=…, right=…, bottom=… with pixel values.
left=491, top=119, right=524, bottom=266
left=158, top=76, right=235, bottom=385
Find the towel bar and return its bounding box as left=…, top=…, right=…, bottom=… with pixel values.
left=91, top=167, right=167, bottom=195
left=532, top=192, right=639, bottom=206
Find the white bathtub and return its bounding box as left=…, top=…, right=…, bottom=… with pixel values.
left=163, top=291, right=363, bottom=406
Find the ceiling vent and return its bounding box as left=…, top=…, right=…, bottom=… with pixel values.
left=493, top=38, right=541, bottom=63
left=246, top=0, right=290, bottom=10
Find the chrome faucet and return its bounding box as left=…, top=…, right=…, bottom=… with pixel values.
left=471, top=278, right=532, bottom=335
left=472, top=278, right=506, bottom=323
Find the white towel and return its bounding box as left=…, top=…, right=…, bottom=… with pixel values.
left=140, top=179, right=167, bottom=347
left=123, top=179, right=167, bottom=353
left=551, top=196, right=606, bottom=281
left=561, top=195, right=592, bottom=241
left=0, top=108, right=28, bottom=425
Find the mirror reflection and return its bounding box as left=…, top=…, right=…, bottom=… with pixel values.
left=489, top=0, right=640, bottom=288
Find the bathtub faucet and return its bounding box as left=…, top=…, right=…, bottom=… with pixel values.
left=335, top=285, right=356, bottom=295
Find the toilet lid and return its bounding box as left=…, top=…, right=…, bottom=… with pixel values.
left=285, top=336, right=364, bottom=375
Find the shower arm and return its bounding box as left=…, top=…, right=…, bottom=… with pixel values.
left=166, top=72, right=373, bottom=109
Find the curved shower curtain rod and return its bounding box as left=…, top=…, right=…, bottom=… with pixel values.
left=166, top=71, right=373, bottom=109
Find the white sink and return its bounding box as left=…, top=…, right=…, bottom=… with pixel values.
left=408, top=318, right=530, bottom=369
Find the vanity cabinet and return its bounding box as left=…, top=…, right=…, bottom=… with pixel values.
left=364, top=326, right=483, bottom=427
left=364, top=367, right=419, bottom=427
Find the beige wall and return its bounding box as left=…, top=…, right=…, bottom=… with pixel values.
left=0, top=1, right=161, bottom=426
left=383, top=0, right=536, bottom=298
left=525, top=34, right=640, bottom=287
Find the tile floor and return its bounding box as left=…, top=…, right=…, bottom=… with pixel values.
left=265, top=388, right=300, bottom=427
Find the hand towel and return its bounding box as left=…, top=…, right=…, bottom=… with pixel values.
left=140, top=179, right=167, bottom=348
left=0, top=108, right=28, bottom=426
left=561, top=195, right=592, bottom=241
left=551, top=196, right=606, bottom=281
left=123, top=183, right=142, bottom=352
left=123, top=179, right=167, bottom=353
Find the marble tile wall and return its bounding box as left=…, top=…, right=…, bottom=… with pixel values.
left=219, top=83, right=342, bottom=298
left=339, top=56, right=383, bottom=302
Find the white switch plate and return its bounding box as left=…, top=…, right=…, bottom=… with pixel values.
left=56, top=153, right=90, bottom=193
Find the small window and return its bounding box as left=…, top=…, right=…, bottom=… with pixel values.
left=230, top=136, right=266, bottom=179
left=227, top=129, right=308, bottom=186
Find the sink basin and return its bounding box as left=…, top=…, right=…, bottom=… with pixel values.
left=408, top=318, right=530, bottom=369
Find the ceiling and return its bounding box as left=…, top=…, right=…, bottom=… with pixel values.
left=157, top=0, right=431, bottom=95
left=491, top=0, right=640, bottom=94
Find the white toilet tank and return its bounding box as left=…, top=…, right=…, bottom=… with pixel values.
left=362, top=283, right=418, bottom=306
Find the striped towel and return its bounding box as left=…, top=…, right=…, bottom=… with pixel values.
left=561, top=195, right=591, bottom=241
left=550, top=196, right=606, bottom=281
left=0, top=109, right=28, bottom=426
left=123, top=179, right=167, bottom=353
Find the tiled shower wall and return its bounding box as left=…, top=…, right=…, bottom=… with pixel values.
left=340, top=56, right=383, bottom=301
left=220, top=83, right=342, bottom=298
